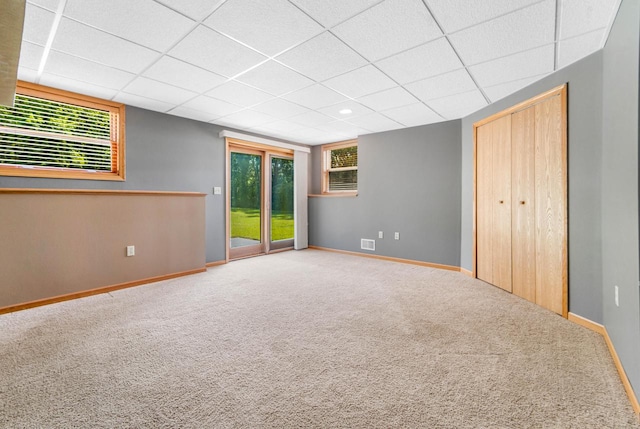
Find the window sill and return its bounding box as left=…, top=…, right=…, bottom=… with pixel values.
left=308, top=192, right=358, bottom=198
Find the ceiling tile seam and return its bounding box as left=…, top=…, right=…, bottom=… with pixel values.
left=285, top=0, right=386, bottom=30
left=464, top=41, right=556, bottom=70
left=601, top=0, right=623, bottom=50
left=43, top=47, right=145, bottom=81
left=419, top=0, right=491, bottom=106
left=36, top=0, right=67, bottom=83
left=150, top=0, right=228, bottom=22
left=553, top=0, right=560, bottom=71
left=436, top=0, right=549, bottom=37
left=111, top=3, right=238, bottom=103
left=37, top=68, right=125, bottom=93
left=559, top=27, right=608, bottom=43
left=483, top=72, right=550, bottom=92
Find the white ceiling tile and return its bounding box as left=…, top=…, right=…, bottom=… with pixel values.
left=483, top=74, right=546, bottom=102
left=19, top=42, right=44, bottom=71
left=282, top=84, right=348, bottom=110
left=182, top=95, right=243, bottom=117
left=425, top=0, right=540, bottom=33
left=154, top=0, right=225, bottom=21
left=324, top=65, right=396, bottom=98
left=332, top=0, right=442, bottom=62
left=123, top=77, right=197, bottom=105
left=381, top=103, right=442, bottom=127
left=289, top=111, right=335, bottom=127
left=356, top=86, right=418, bottom=111
left=469, top=44, right=555, bottom=87
left=285, top=128, right=338, bottom=145
left=375, top=38, right=462, bottom=84
left=23, top=4, right=55, bottom=46
left=219, top=109, right=277, bottom=128
left=204, top=0, right=323, bottom=56
left=206, top=81, right=273, bottom=107
left=113, top=93, right=174, bottom=112
left=559, top=0, right=619, bottom=40
left=251, top=98, right=310, bottom=119
left=289, top=0, right=381, bottom=28
left=64, top=0, right=194, bottom=52
left=143, top=56, right=227, bottom=93
left=558, top=29, right=606, bottom=69
left=346, top=112, right=404, bottom=133
left=40, top=74, right=118, bottom=100
left=52, top=18, right=158, bottom=74
left=276, top=32, right=366, bottom=82
left=449, top=0, right=555, bottom=66
left=405, top=69, right=477, bottom=102
left=45, top=50, right=135, bottom=90
left=168, top=106, right=220, bottom=122
left=253, top=120, right=305, bottom=134
left=314, top=120, right=370, bottom=137
left=426, top=90, right=488, bottom=119
left=317, top=100, right=373, bottom=120
left=27, top=0, right=59, bottom=11
left=17, top=67, right=39, bottom=82
left=236, top=61, right=314, bottom=96
left=169, top=26, right=266, bottom=78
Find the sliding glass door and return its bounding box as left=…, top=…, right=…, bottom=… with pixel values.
left=229, top=149, right=264, bottom=259
left=227, top=144, right=295, bottom=260
left=270, top=156, right=294, bottom=250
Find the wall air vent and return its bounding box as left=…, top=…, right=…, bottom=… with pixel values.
left=361, top=239, right=375, bottom=251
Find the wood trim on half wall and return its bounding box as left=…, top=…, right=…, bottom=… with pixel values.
left=0, top=267, right=206, bottom=315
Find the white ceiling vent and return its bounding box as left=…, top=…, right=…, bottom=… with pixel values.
left=361, top=239, right=375, bottom=251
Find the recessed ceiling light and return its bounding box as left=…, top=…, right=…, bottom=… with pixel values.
left=339, top=108, right=352, bottom=115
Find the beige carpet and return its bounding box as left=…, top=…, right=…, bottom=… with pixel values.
left=0, top=249, right=638, bottom=428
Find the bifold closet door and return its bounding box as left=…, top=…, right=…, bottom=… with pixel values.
left=511, top=107, right=536, bottom=302
left=477, top=115, right=512, bottom=292
left=534, top=95, right=567, bottom=315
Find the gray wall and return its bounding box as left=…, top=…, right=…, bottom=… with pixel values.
left=602, top=0, right=640, bottom=395
left=309, top=121, right=461, bottom=267
left=0, top=107, right=228, bottom=263
left=460, top=51, right=605, bottom=323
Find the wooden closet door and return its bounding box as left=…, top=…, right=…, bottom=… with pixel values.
left=534, top=95, right=567, bottom=315
left=511, top=107, right=536, bottom=302
left=491, top=115, right=513, bottom=292
left=476, top=122, right=494, bottom=284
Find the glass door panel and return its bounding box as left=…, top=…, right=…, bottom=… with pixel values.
left=230, top=151, right=264, bottom=258
left=270, top=156, right=294, bottom=249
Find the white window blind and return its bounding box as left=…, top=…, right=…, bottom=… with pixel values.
left=0, top=93, right=117, bottom=172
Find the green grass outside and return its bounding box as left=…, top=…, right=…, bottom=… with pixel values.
left=231, top=208, right=294, bottom=242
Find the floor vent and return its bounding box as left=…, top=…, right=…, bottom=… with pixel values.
left=361, top=239, right=375, bottom=251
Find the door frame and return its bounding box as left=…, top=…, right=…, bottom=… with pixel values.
left=472, top=84, right=568, bottom=316
left=225, top=137, right=294, bottom=262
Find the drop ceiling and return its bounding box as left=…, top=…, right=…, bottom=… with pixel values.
left=18, top=0, right=621, bottom=145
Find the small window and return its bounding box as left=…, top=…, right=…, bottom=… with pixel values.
left=0, top=81, right=125, bottom=181
left=322, top=140, right=357, bottom=194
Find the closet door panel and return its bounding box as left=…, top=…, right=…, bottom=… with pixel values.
left=476, top=122, right=494, bottom=284
left=534, top=95, right=567, bottom=315
left=511, top=107, right=536, bottom=302
left=492, top=115, right=512, bottom=292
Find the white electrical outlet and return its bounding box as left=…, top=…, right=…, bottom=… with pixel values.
left=213, top=187, right=222, bottom=195
left=378, top=231, right=383, bottom=239
left=126, top=245, right=135, bottom=257
left=615, top=285, right=619, bottom=307
left=394, top=232, right=400, bottom=240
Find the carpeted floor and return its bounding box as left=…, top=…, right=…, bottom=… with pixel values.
left=0, top=249, right=638, bottom=428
